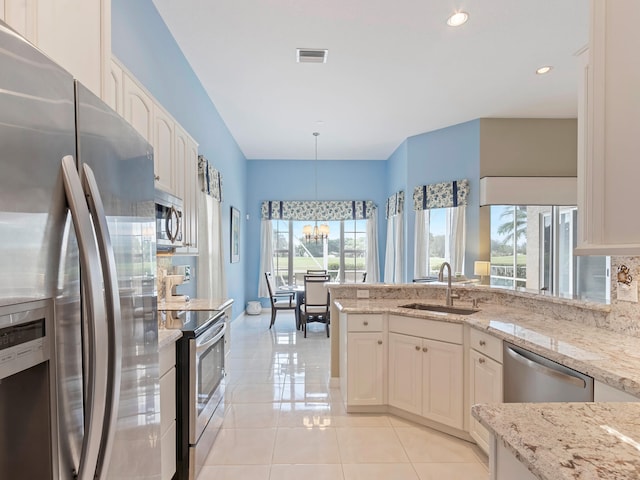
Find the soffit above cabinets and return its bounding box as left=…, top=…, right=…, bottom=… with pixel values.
left=479, top=176, right=577, bottom=206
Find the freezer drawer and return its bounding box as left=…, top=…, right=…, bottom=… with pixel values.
left=503, top=342, right=594, bottom=403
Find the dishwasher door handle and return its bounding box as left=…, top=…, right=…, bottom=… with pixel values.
left=506, top=346, right=586, bottom=389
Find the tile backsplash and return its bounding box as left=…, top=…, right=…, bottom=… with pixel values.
left=609, top=256, right=640, bottom=337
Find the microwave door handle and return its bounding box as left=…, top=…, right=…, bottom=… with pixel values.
left=167, top=205, right=181, bottom=242
left=61, top=155, right=109, bottom=480
left=81, top=163, right=122, bottom=480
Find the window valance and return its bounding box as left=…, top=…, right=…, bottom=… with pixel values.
left=413, top=179, right=469, bottom=210
left=386, top=191, right=404, bottom=219
left=261, top=200, right=377, bottom=221
left=198, top=155, right=223, bottom=201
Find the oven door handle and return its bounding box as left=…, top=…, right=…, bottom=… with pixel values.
left=196, top=322, right=226, bottom=354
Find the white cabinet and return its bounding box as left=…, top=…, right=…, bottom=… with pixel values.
left=105, top=58, right=124, bottom=116
left=159, top=341, right=177, bottom=480
left=1, top=0, right=110, bottom=99
left=387, top=315, right=464, bottom=430
left=576, top=1, right=640, bottom=255
left=388, top=331, right=463, bottom=429
left=2, top=0, right=37, bottom=42
left=115, top=57, right=201, bottom=221
left=36, top=0, right=110, bottom=98
left=469, top=328, right=503, bottom=454
left=153, top=105, right=174, bottom=194
left=388, top=332, right=422, bottom=414
left=340, top=313, right=386, bottom=407
left=123, top=74, right=154, bottom=143
left=174, top=124, right=199, bottom=254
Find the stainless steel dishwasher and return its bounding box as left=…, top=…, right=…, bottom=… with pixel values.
left=503, top=342, right=594, bottom=402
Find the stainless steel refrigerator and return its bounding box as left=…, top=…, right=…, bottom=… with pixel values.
left=0, top=20, right=160, bottom=480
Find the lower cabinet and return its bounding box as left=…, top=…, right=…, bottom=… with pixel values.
left=469, top=328, right=503, bottom=454
left=159, top=341, right=177, bottom=480
left=388, top=332, right=463, bottom=429
left=340, top=313, right=386, bottom=407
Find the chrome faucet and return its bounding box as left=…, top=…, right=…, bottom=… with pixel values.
left=438, top=262, right=459, bottom=306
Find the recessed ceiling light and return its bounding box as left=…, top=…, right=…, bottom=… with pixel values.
left=447, top=11, right=469, bottom=27
left=536, top=66, right=553, bottom=75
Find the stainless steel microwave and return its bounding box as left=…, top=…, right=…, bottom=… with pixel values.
left=155, top=189, right=183, bottom=251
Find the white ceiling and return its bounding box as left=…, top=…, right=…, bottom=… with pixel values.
left=151, top=0, right=588, bottom=161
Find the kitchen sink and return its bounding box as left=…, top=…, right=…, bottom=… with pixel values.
left=399, top=303, right=479, bottom=315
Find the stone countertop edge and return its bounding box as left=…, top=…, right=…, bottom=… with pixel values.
left=332, top=298, right=640, bottom=398
left=471, top=402, right=640, bottom=480
left=158, top=328, right=182, bottom=348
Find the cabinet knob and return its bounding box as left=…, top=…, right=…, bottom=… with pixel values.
left=479, top=357, right=486, bottom=364
left=363, top=321, right=368, bottom=326
left=378, top=340, right=383, bottom=345
left=154, top=174, right=160, bottom=181
left=415, top=345, right=420, bottom=351
left=479, top=340, right=486, bottom=346
left=422, top=347, right=428, bottom=352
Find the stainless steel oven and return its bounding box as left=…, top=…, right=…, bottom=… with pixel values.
left=190, top=315, right=226, bottom=445
left=169, top=309, right=228, bottom=480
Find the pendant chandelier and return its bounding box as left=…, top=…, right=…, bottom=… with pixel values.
left=303, top=132, right=330, bottom=243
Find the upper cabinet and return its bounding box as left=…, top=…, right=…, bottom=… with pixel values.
left=1, top=0, right=37, bottom=42
left=112, top=56, right=200, bottom=254
left=123, top=73, right=154, bottom=143
left=153, top=105, right=175, bottom=194
left=577, top=0, right=640, bottom=255
left=1, top=0, right=110, bottom=99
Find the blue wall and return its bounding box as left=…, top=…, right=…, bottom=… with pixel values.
left=111, top=1, right=485, bottom=312
left=245, top=160, right=388, bottom=302
left=112, top=0, right=248, bottom=318
left=386, top=120, right=481, bottom=281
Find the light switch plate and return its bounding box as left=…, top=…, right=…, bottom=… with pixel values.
left=356, top=289, right=369, bottom=299
left=617, top=279, right=638, bottom=303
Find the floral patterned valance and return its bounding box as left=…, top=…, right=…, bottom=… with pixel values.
left=386, top=191, right=404, bottom=219
left=261, top=200, right=377, bottom=221
left=413, top=179, right=469, bottom=210
left=198, top=155, right=223, bottom=202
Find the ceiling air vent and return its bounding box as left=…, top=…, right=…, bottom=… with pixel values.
left=296, top=48, right=328, bottom=63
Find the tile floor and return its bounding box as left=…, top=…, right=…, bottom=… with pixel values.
left=198, top=311, right=489, bottom=480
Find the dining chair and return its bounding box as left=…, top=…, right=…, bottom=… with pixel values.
left=265, top=272, right=296, bottom=329
left=306, top=269, right=327, bottom=275
left=300, top=274, right=330, bottom=338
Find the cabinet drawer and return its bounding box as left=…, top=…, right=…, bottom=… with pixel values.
left=160, top=367, right=176, bottom=433
left=159, top=341, right=176, bottom=377
left=347, top=314, right=383, bottom=332
left=388, top=315, right=462, bottom=344
left=470, top=328, right=502, bottom=363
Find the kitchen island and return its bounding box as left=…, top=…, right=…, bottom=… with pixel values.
left=330, top=283, right=640, bottom=480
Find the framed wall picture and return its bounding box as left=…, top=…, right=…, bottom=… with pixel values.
left=230, top=206, right=240, bottom=263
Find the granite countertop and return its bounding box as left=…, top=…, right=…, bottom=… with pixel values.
left=336, top=297, right=640, bottom=479
left=159, top=297, right=233, bottom=312
left=158, top=328, right=182, bottom=348
left=334, top=298, right=640, bottom=397
left=472, top=402, right=640, bottom=480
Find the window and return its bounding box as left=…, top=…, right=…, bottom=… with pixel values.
left=489, top=205, right=610, bottom=303
left=415, top=206, right=466, bottom=278
left=271, top=219, right=368, bottom=286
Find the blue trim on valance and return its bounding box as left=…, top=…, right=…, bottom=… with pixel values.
left=413, top=179, right=469, bottom=210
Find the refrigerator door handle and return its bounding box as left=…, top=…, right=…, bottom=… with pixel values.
left=81, top=163, right=122, bottom=480
left=61, top=155, right=109, bottom=480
